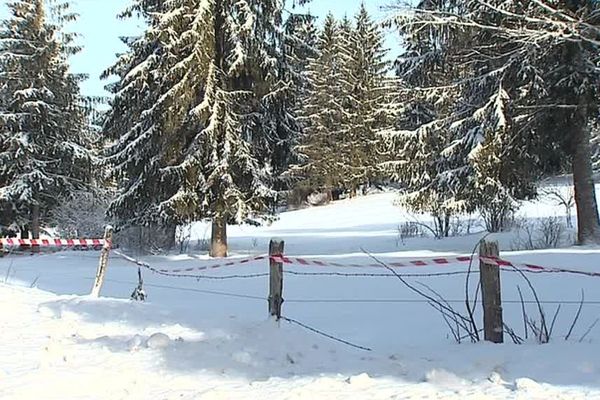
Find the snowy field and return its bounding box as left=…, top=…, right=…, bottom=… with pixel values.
left=2, top=188, right=600, bottom=399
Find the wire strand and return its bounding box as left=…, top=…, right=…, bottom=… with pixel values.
left=112, top=250, right=269, bottom=280
left=100, top=277, right=267, bottom=301
left=281, top=316, right=372, bottom=351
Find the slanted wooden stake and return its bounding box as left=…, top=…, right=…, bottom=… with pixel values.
left=479, top=240, right=503, bottom=343
left=91, top=226, right=114, bottom=297
left=268, top=239, right=285, bottom=319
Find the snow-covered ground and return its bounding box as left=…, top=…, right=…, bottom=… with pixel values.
left=2, top=189, right=600, bottom=399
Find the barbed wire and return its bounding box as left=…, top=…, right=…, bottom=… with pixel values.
left=283, top=266, right=561, bottom=278
left=97, top=276, right=600, bottom=306
left=284, top=298, right=600, bottom=305
left=101, top=277, right=266, bottom=301
left=284, top=269, right=474, bottom=278
left=281, top=316, right=372, bottom=351
left=113, top=250, right=269, bottom=280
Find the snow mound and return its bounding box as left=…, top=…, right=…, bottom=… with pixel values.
left=146, top=332, right=171, bottom=349
left=514, top=377, right=541, bottom=391
left=425, top=368, right=470, bottom=388
left=346, top=372, right=373, bottom=387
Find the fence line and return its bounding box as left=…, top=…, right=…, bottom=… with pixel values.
left=88, top=275, right=600, bottom=306
left=113, top=250, right=270, bottom=280
left=281, top=316, right=372, bottom=351
left=97, top=277, right=267, bottom=301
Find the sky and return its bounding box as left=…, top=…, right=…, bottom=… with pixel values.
left=0, top=0, right=399, bottom=98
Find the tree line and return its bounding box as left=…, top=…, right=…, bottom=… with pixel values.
left=1, top=0, right=600, bottom=256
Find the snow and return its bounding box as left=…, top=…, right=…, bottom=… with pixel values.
left=2, top=189, right=600, bottom=398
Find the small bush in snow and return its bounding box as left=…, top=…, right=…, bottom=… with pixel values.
left=51, top=190, right=110, bottom=238
left=479, top=196, right=518, bottom=233
left=176, top=225, right=192, bottom=254
left=193, top=238, right=210, bottom=252
left=511, top=217, right=573, bottom=250
left=540, top=187, right=575, bottom=228
left=396, top=222, right=426, bottom=246
left=307, top=191, right=330, bottom=206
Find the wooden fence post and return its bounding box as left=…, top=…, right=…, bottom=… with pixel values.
left=268, top=239, right=284, bottom=320
left=91, top=226, right=113, bottom=298
left=479, top=240, right=503, bottom=343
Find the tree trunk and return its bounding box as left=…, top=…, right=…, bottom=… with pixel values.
left=571, top=121, right=600, bottom=244
left=349, top=186, right=357, bottom=198
left=444, top=213, right=451, bottom=237
left=31, top=204, right=40, bottom=239
left=210, top=215, right=228, bottom=257
left=159, top=223, right=176, bottom=250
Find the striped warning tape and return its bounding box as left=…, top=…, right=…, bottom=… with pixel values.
left=273, top=254, right=600, bottom=278
left=112, top=250, right=269, bottom=274
left=269, top=255, right=474, bottom=268
left=480, top=256, right=600, bottom=278
left=112, top=250, right=270, bottom=279
left=0, top=238, right=107, bottom=247
left=156, top=254, right=268, bottom=273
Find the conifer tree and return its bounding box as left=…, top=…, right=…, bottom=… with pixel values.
left=388, top=0, right=600, bottom=241
left=0, top=0, right=92, bottom=238
left=294, top=13, right=347, bottom=194
left=296, top=7, right=392, bottom=197
left=342, top=4, right=390, bottom=195
left=102, top=0, right=186, bottom=248
left=263, top=11, right=318, bottom=196
left=105, top=0, right=289, bottom=256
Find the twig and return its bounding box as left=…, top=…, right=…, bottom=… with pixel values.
left=428, top=302, right=461, bottom=342
left=517, top=285, right=528, bottom=340
left=565, top=289, right=584, bottom=341
left=417, top=281, right=474, bottom=340
left=503, top=323, right=524, bottom=344
left=548, top=304, right=561, bottom=340
left=29, top=276, right=39, bottom=288
left=466, top=236, right=489, bottom=342
left=510, top=264, right=549, bottom=342
left=4, top=265, right=12, bottom=284
left=361, top=248, right=474, bottom=327
left=579, top=318, right=599, bottom=343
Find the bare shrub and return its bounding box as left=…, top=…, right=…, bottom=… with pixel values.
left=396, top=222, right=426, bottom=246
left=540, top=187, right=575, bottom=228
left=307, top=191, right=330, bottom=206
left=193, top=237, right=210, bottom=252
left=176, top=225, right=192, bottom=254
left=511, top=217, right=571, bottom=250
left=286, top=186, right=313, bottom=210
left=52, top=190, right=110, bottom=238
left=479, top=197, right=517, bottom=233
left=116, top=224, right=176, bottom=255
left=398, top=214, right=477, bottom=243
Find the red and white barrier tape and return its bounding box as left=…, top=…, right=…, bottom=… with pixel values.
left=158, top=255, right=268, bottom=273
left=0, top=238, right=106, bottom=247
left=269, top=255, right=474, bottom=268
left=480, top=256, right=600, bottom=278
left=112, top=250, right=269, bottom=274
left=273, top=254, right=600, bottom=278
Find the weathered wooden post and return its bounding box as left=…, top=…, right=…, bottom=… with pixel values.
left=479, top=240, right=503, bottom=343
left=91, top=226, right=114, bottom=297
left=268, top=239, right=285, bottom=320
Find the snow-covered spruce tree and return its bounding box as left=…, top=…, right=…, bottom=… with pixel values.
left=102, top=0, right=189, bottom=249
left=380, top=0, right=471, bottom=236
left=0, top=0, right=92, bottom=239
left=388, top=0, right=600, bottom=242
left=262, top=11, right=318, bottom=198
left=293, top=13, right=348, bottom=195
left=341, top=4, right=391, bottom=195
left=152, top=0, right=283, bottom=257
